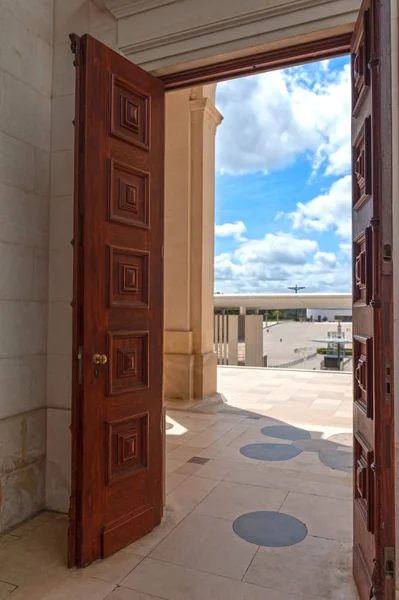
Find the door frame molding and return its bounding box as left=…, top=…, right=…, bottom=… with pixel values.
left=159, top=32, right=352, bottom=90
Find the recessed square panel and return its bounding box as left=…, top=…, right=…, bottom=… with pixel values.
left=354, top=431, right=374, bottom=533
left=353, top=228, right=372, bottom=306
left=110, top=75, right=150, bottom=150
left=109, top=246, right=149, bottom=308
left=352, top=118, right=371, bottom=210
left=354, top=334, right=373, bottom=419
left=108, top=331, right=149, bottom=395
left=351, top=9, right=370, bottom=115
left=107, top=413, right=149, bottom=485
left=109, top=160, right=150, bottom=229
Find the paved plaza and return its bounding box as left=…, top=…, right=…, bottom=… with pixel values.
left=0, top=367, right=356, bottom=600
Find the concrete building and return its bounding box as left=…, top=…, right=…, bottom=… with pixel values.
left=306, top=307, right=353, bottom=321
left=0, top=1, right=397, bottom=598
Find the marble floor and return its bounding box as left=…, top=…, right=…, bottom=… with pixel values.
left=0, top=367, right=358, bottom=600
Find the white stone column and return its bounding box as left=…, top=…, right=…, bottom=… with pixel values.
left=164, top=85, right=222, bottom=403
left=164, top=88, right=194, bottom=401
left=189, top=86, right=223, bottom=400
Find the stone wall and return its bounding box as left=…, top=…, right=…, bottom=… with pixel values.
left=45, top=0, right=118, bottom=512
left=0, top=0, right=53, bottom=532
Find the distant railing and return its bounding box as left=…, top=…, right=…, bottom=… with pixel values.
left=267, top=351, right=317, bottom=369
left=213, top=313, right=263, bottom=366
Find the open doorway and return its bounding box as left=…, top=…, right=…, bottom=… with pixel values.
left=0, top=1, right=393, bottom=599
left=210, top=54, right=357, bottom=597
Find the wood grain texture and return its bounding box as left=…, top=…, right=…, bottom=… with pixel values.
left=69, top=34, right=164, bottom=568
left=351, top=1, right=395, bottom=598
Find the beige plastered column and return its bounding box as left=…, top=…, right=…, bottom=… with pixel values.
left=164, top=85, right=223, bottom=404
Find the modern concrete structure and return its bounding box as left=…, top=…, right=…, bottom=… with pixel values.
left=214, top=293, right=352, bottom=311
left=306, top=307, right=353, bottom=321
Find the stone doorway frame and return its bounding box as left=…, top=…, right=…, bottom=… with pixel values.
left=159, top=32, right=351, bottom=90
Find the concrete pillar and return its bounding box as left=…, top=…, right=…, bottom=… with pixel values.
left=164, top=85, right=223, bottom=403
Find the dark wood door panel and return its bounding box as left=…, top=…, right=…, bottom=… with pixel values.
left=70, top=34, right=164, bottom=568
left=351, top=1, right=394, bottom=598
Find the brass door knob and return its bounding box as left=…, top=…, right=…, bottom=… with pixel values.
left=93, top=354, right=108, bottom=365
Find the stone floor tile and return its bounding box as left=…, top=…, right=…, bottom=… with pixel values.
left=123, top=506, right=186, bottom=557
left=166, top=476, right=218, bottom=515
left=166, top=429, right=201, bottom=445
left=166, top=472, right=190, bottom=493
left=0, top=581, right=18, bottom=599
left=0, top=535, right=19, bottom=550
left=165, top=441, right=180, bottom=454
left=174, top=462, right=202, bottom=476
left=106, top=588, right=164, bottom=600
left=165, top=458, right=186, bottom=474
left=150, top=513, right=258, bottom=580
left=280, top=491, right=352, bottom=542
left=184, top=421, right=238, bottom=448
left=194, top=481, right=287, bottom=521
left=244, top=536, right=357, bottom=599
left=122, top=557, right=308, bottom=600
left=0, top=517, right=68, bottom=587
left=40, top=576, right=115, bottom=599
left=194, top=458, right=236, bottom=481
left=167, top=445, right=208, bottom=462
left=9, top=511, right=57, bottom=538
left=225, top=464, right=299, bottom=490
left=69, top=551, right=143, bottom=584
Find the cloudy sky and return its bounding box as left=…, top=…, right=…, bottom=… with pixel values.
left=214, top=56, right=351, bottom=294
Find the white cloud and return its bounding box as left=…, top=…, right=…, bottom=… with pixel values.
left=313, top=251, right=337, bottom=269
left=339, top=242, right=352, bottom=257
left=234, top=232, right=317, bottom=266
left=287, top=175, right=352, bottom=240
left=215, top=221, right=247, bottom=241
left=214, top=230, right=351, bottom=293
left=215, top=62, right=350, bottom=176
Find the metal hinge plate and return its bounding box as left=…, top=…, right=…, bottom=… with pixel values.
left=384, top=547, right=395, bottom=579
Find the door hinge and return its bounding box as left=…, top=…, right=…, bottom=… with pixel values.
left=368, top=55, right=379, bottom=69
left=384, top=547, right=395, bottom=580
left=385, top=360, right=392, bottom=403
left=69, top=33, right=81, bottom=67
left=77, top=345, right=83, bottom=385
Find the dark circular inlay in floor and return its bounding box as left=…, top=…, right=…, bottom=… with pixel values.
left=165, top=422, right=173, bottom=431
left=318, top=449, right=353, bottom=472
left=240, top=443, right=302, bottom=462
left=261, top=425, right=311, bottom=442
left=233, top=511, right=307, bottom=547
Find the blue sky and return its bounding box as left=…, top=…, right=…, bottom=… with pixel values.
left=214, top=56, right=351, bottom=293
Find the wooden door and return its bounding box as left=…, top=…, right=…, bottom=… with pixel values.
left=69, top=34, right=164, bottom=567
left=351, top=1, right=394, bottom=598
